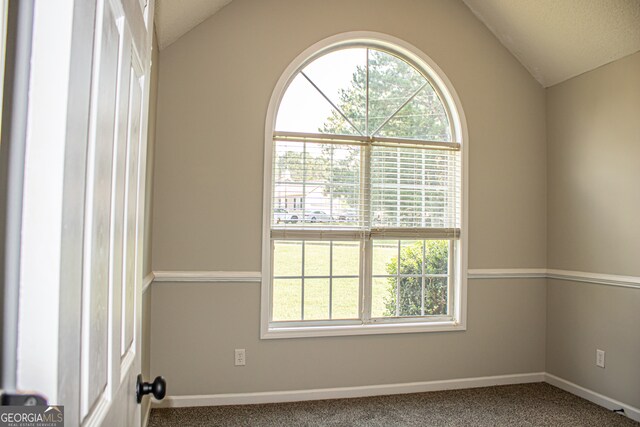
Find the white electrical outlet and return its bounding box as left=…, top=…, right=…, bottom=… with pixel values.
left=596, top=349, right=605, bottom=368
left=235, top=349, right=246, bottom=366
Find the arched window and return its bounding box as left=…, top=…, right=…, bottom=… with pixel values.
left=262, top=34, right=467, bottom=338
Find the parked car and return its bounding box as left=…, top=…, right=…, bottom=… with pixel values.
left=273, top=208, right=302, bottom=224
left=287, top=212, right=301, bottom=223
left=304, top=210, right=332, bottom=223
left=336, top=210, right=358, bottom=224
left=273, top=208, right=288, bottom=224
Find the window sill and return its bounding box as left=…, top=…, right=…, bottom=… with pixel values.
left=261, top=320, right=466, bottom=339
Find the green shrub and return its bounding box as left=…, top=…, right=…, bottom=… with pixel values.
left=384, top=240, right=449, bottom=316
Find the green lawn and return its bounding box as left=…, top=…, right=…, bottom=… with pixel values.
left=272, top=241, right=398, bottom=321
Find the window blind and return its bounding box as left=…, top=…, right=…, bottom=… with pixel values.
left=271, top=133, right=460, bottom=240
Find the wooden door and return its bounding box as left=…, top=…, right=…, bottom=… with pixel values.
left=16, top=0, right=155, bottom=425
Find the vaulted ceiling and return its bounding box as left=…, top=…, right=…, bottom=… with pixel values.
left=155, top=0, right=233, bottom=50
left=154, top=0, right=640, bottom=87
left=462, top=0, right=640, bottom=87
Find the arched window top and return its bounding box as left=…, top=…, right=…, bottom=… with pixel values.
left=262, top=34, right=467, bottom=338
left=275, top=45, right=455, bottom=144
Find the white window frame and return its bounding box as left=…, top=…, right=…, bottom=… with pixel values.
left=261, top=32, right=468, bottom=339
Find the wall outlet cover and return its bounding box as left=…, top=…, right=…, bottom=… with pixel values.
left=235, top=349, right=246, bottom=366
left=596, top=349, right=605, bottom=368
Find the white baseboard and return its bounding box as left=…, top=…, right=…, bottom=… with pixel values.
left=153, top=372, right=545, bottom=409
left=545, top=373, right=640, bottom=422
left=151, top=372, right=639, bottom=423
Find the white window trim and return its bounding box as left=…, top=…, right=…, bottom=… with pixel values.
left=261, top=31, right=469, bottom=339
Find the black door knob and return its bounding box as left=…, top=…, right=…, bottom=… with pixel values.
left=136, top=374, right=166, bottom=403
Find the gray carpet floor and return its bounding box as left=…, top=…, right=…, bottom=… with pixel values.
left=148, top=383, right=638, bottom=426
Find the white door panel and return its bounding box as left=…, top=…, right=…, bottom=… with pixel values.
left=81, top=0, right=121, bottom=418
left=109, top=16, right=132, bottom=395
left=122, top=65, right=142, bottom=359
left=16, top=0, right=155, bottom=425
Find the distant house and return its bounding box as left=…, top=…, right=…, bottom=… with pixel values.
left=273, top=182, right=351, bottom=215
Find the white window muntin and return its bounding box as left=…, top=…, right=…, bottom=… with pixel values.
left=269, top=237, right=457, bottom=326
left=261, top=32, right=468, bottom=339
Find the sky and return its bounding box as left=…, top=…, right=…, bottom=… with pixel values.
left=275, top=48, right=366, bottom=134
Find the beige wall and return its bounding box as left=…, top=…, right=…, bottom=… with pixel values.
left=151, top=0, right=547, bottom=272
left=150, top=0, right=547, bottom=395
left=546, top=52, right=640, bottom=407
left=546, top=280, right=640, bottom=408
left=547, top=52, right=640, bottom=276
left=152, top=279, right=546, bottom=395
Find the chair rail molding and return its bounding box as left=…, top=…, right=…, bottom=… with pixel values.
left=152, top=270, right=262, bottom=283
left=467, top=268, right=547, bottom=279
left=468, top=268, right=640, bottom=289
left=546, top=269, right=640, bottom=289
left=146, top=269, right=639, bottom=289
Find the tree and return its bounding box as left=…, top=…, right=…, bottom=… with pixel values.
left=322, top=49, right=449, bottom=141
left=320, top=50, right=451, bottom=222
left=383, top=240, right=449, bottom=316
left=275, top=150, right=326, bottom=182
